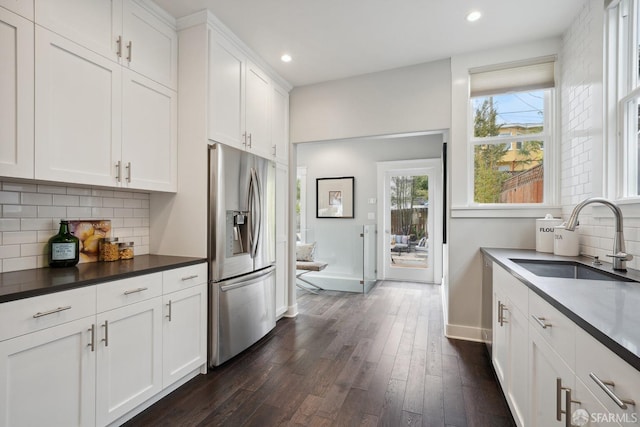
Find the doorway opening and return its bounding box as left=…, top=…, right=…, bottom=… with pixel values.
left=377, top=159, right=442, bottom=283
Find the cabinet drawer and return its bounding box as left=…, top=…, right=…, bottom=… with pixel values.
left=163, top=263, right=207, bottom=294
left=528, top=289, right=575, bottom=366
left=494, top=264, right=528, bottom=312
left=0, top=285, right=96, bottom=341
left=97, top=273, right=162, bottom=313
left=575, top=327, right=640, bottom=424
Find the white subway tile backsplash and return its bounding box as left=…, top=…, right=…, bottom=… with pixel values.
left=3, top=205, right=37, bottom=218
left=0, top=219, right=20, bottom=232
left=3, top=231, right=37, bottom=245
left=37, top=206, right=67, bottom=218
left=67, top=207, right=93, bottom=218
left=3, top=256, right=37, bottom=272
left=0, top=191, right=19, bottom=204
left=52, top=195, right=80, bottom=206
left=0, top=180, right=151, bottom=272
left=21, top=193, right=53, bottom=206
left=2, top=182, right=36, bottom=192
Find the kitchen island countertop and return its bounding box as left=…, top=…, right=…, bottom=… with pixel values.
left=0, top=255, right=206, bottom=304
left=482, top=248, right=640, bottom=372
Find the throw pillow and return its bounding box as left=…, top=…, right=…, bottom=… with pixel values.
left=296, top=242, right=316, bottom=261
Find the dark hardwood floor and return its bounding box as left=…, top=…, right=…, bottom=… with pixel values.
left=124, top=281, right=515, bottom=427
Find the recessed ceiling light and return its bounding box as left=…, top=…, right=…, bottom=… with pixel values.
left=466, top=10, right=482, bottom=22
left=281, top=54, right=292, bottom=63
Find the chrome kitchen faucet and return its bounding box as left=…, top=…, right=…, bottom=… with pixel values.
left=565, top=197, right=633, bottom=271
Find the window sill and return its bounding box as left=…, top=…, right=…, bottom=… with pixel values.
left=591, top=198, right=640, bottom=219
left=450, top=205, right=562, bottom=218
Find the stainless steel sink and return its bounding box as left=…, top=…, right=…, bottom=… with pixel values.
left=510, top=259, right=637, bottom=282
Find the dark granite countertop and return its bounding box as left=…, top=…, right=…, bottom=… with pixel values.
left=481, top=248, right=640, bottom=372
left=0, top=255, right=207, bottom=304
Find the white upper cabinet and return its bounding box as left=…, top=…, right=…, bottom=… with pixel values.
left=34, top=0, right=122, bottom=62
left=34, top=0, right=177, bottom=90
left=34, top=28, right=123, bottom=187
left=0, top=7, right=34, bottom=179
left=208, top=32, right=244, bottom=149
left=0, top=0, right=33, bottom=19
left=122, top=0, right=177, bottom=90
left=122, top=69, right=177, bottom=191
left=208, top=30, right=274, bottom=159
left=271, top=83, right=289, bottom=165
left=245, top=61, right=272, bottom=159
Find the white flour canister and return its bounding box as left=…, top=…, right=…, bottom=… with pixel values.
left=554, top=222, right=580, bottom=256
left=536, top=214, right=563, bottom=253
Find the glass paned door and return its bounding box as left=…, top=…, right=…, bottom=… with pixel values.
left=384, top=171, right=433, bottom=282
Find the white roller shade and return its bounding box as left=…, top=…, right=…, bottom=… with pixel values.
left=470, top=57, right=556, bottom=97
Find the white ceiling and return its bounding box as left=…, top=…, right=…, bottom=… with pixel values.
left=152, top=0, right=587, bottom=88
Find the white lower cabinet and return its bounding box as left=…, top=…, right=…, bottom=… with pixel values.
left=529, top=326, right=576, bottom=427
left=162, top=284, right=207, bottom=386
left=0, top=262, right=207, bottom=427
left=493, top=263, right=640, bottom=427
left=492, top=265, right=528, bottom=427
left=0, top=317, right=96, bottom=427
left=95, top=297, right=163, bottom=426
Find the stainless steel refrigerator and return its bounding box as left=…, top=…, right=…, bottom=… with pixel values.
left=208, top=143, right=276, bottom=367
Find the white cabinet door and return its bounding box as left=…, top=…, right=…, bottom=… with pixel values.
left=271, top=83, right=289, bottom=164
left=0, top=0, right=33, bottom=19
left=162, top=284, right=207, bottom=387
left=492, top=289, right=508, bottom=386
left=122, top=0, right=177, bottom=90
left=0, top=8, right=33, bottom=179
left=122, top=69, right=177, bottom=192
left=35, top=27, right=122, bottom=187
left=245, top=61, right=271, bottom=158
left=0, top=317, right=96, bottom=427
left=208, top=31, right=245, bottom=149
left=505, top=301, right=529, bottom=427
left=96, top=297, right=163, bottom=426
left=529, top=327, right=576, bottom=427
left=275, top=164, right=288, bottom=317
left=34, top=0, right=121, bottom=61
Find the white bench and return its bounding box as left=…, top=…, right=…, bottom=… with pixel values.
left=295, top=261, right=328, bottom=294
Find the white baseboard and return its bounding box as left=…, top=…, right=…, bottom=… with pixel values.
left=444, top=323, right=485, bottom=342
left=284, top=303, right=298, bottom=318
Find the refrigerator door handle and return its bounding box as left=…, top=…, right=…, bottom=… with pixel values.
left=248, top=167, right=262, bottom=258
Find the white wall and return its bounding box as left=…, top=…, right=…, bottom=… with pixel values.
left=290, top=60, right=451, bottom=143
left=446, top=38, right=562, bottom=340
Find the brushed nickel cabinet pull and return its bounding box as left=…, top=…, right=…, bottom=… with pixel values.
left=33, top=305, right=72, bottom=318
left=116, top=35, right=122, bottom=58
left=126, top=162, right=131, bottom=183
left=532, top=315, right=552, bottom=329
left=589, top=372, right=636, bottom=409
left=181, top=275, right=198, bottom=281
left=115, top=160, right=122, bottom=182
left=102, top=321, right=109, bottom=347
left=124, top=287, right=148, bottom=295
left=166, top=300, right=172, bottom=322
left=565, top=388, right=580, bottom=427
left=88, top=324, right=96, bottom=352
left=247, top=133, right=252, bottom=148
left=242, top=132, right=247, bottom=147
left=498, top=301, right=508, bottom=326
left=126, top=41, right=132, bottom=62
left=272, top=145, right=277, bottom=156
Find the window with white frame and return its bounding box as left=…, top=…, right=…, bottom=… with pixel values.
left=607, top=0, right=640, bottom=197
left=469, top=58, right=555, bottom=204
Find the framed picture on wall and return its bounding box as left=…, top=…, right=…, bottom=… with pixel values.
left=316, top=177, right=354, bottom=218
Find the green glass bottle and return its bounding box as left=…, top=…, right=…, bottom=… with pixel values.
left=48, top=220, right=80, bottom=267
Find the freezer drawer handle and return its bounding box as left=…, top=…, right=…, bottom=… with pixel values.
left=124, top=287, right=148, bottom=295
left=589, top=372, right=636, bottom=409
left=181, top=275, right=198, bottom=281
left=220, top=273, right=273, bottom=292
left=33, top=305, right=72, bottom=318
